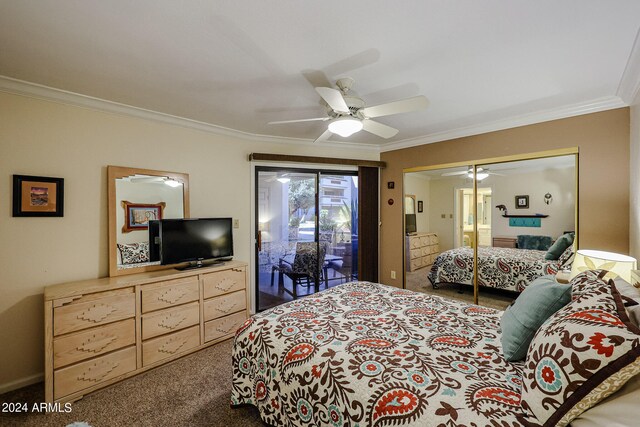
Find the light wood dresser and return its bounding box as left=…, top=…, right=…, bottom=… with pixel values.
left=44, top=261, right=248, bottom=403
left=405, top=232, right=440, bottom=272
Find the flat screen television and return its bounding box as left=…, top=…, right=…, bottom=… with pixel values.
left=156, top=218, right=233, bottom=268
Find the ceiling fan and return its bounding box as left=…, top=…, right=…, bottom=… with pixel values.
left=268, top=77, right=429, bottom=142
left=441, top=167, right=505, bottom=180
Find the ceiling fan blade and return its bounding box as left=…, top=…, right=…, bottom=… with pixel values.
left=441, top=170, right=469, bottom=177
left=362, top=120, right=399, bottom=139
left=315, top=87, right=350, bottom=113
left=268, top=117, right=329, bottom=125
left=489, top=172, right=505, bottom=176
left=361, top=95, right=429, bottom=118
left=314, top=129, right=333, bottom=143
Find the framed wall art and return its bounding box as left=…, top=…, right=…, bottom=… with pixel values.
left=12, top=175, right=64, bottom=217
left=515, top=195, right=529, bottom=209
left=121, top=201, right=166, bottom=233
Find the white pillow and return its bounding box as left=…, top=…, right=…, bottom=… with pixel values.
left=614, top=277, right=640, bottom=327
left=570, top=374, right=640, bottom=427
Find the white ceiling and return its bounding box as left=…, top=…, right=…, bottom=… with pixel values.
left=1, top=1, right=639, bottom=150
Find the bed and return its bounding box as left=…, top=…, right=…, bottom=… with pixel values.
left=428, top=246, right=563, bottom=293
left=231, top=273, right=640, bottom=427
left=231, top=282, right=526, bottom=426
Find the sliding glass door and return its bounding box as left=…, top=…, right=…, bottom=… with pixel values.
left=255, top=167, right=358, bottom=311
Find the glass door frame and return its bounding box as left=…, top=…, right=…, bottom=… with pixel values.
left=402, top=147, right=579, bottom=305
left=254, top=165, right=358, bottom=312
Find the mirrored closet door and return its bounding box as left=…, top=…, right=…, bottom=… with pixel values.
left=403, top=164, right=475, bottom=305
left=403, top=150, right=578, bottom=309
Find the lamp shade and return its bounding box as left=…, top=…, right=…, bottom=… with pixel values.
left=328, top=117, right=363, bottom=137
left=569, top=249, right=637, bottom=283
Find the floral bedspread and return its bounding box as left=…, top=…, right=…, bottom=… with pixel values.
left=428, top=247, right=561, bottom=293
left=231, top=282, right=527, bottom=427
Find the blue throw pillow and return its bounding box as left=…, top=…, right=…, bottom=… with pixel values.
left=500, top=275, right=571, bottom=361
left=544, top=232, right=574, bottom=260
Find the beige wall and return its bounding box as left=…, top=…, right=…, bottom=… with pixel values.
left=380, top=108, right=630, bottom=288
left=0, top=91, right=379, bottom=391
left=631, top=104, right=640, bottom=261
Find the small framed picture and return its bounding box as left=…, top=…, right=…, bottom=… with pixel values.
left=417, top=200, right=423, bottom=213
left=387, top=181, right=395, bottom=189
left=515, top=195, right=529, bottom=209
left=12, top=175, right=64, bottom=217
left=121, top=201, right=166, bottom=233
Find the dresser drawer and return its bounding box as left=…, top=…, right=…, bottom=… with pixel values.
left=419, top=236, right=429, bottom=246
left=141, top=277, right=199, bottom=313
left=54, top=292, right=135, bottom=336
left=204, top=311, right=246, bottom=343
left=142, top=325, right=200, bottom=366
left=410, top=248, right=421, bottom=260
left=410, top=257, right=423, bottom=271
left=409, top=237, right=421, bottom=249
left=203, top=268, right=245, bottom=299
left=54, top=346, right=136, bottom=400
left=204, top=290, right=246, bottom=322
left=142, top=301, right=200, bottom=340
left=53, top=318, right=135, bottom=369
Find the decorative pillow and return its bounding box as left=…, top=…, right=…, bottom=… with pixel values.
left=117, top=242, right=150, bottom=265
left=500, top=275, right=571, bottom=361
left=545, top=232, right=574, bottom=260
left=557, top=244, right=575, bottom=268
left=518, top=273, right=640, bottom=427
left=518, top=234, right=554, bottom=251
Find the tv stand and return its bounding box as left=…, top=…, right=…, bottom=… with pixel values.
left=44, top=260, right=248, bottom=403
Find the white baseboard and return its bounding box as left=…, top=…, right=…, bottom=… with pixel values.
left=0, top=373, right=43, bottom=395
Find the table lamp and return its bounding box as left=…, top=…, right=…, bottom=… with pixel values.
left=570, top=249, right=637, bottom=283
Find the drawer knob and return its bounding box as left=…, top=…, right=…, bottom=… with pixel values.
left=216, top=302, right=237, bottom=314
left=158, top=337, right=188, bottom=355
left=158, top=288, right=187, bottom=304
left=158, top=313, right=188, bottom=330
left=216, top=320, right=242, bottom=334
left=214, top=278, right=235, bottom=292
left=77, top=304, right=117, bottom=324
left=77, top=333, right=118, bottom=353
left=77, top=360, right=119, bottom=383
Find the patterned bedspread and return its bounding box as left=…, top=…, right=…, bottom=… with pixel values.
left=428, top=247, right=561, bottom=293
left=231, top=282, right=527, bottom=427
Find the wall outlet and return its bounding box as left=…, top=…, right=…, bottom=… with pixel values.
left=441, top=214, right=446, bottom=218
left=233, top=219, right=239, bottom=228
left=391, top=270, right=396, bottom=279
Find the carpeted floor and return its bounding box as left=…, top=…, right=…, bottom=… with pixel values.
left=0, top=339, right=264, bottom=427
left=405, top=267, right=514, bottom=311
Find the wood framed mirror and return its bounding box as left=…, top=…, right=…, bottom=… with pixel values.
left=108, top=165, right=190, bottom=277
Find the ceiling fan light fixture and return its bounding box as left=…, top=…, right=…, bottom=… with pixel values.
left=164, top=178, right=182, bottom=187
left=467, top=171, right=489, bottom=180
left=328, top=117, right=363, bottom=137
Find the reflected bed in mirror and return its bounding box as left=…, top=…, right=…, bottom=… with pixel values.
left=108, top=166, right=190, bottom=277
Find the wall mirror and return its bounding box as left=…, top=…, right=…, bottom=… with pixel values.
left=402, top=149, right=578, bottom=308
left=108, top=166, right=190, bottom=277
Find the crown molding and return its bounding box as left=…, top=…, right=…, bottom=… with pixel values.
left=0, top=76, right=381, bottom=152
left=618, top=27, right=640, bottom=106
left=379, top=96, right=626, bottom=152
left=0, top=75, right=629, bottom=155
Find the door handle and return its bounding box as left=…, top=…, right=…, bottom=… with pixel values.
left=257, top=230, right=262, bottom=252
